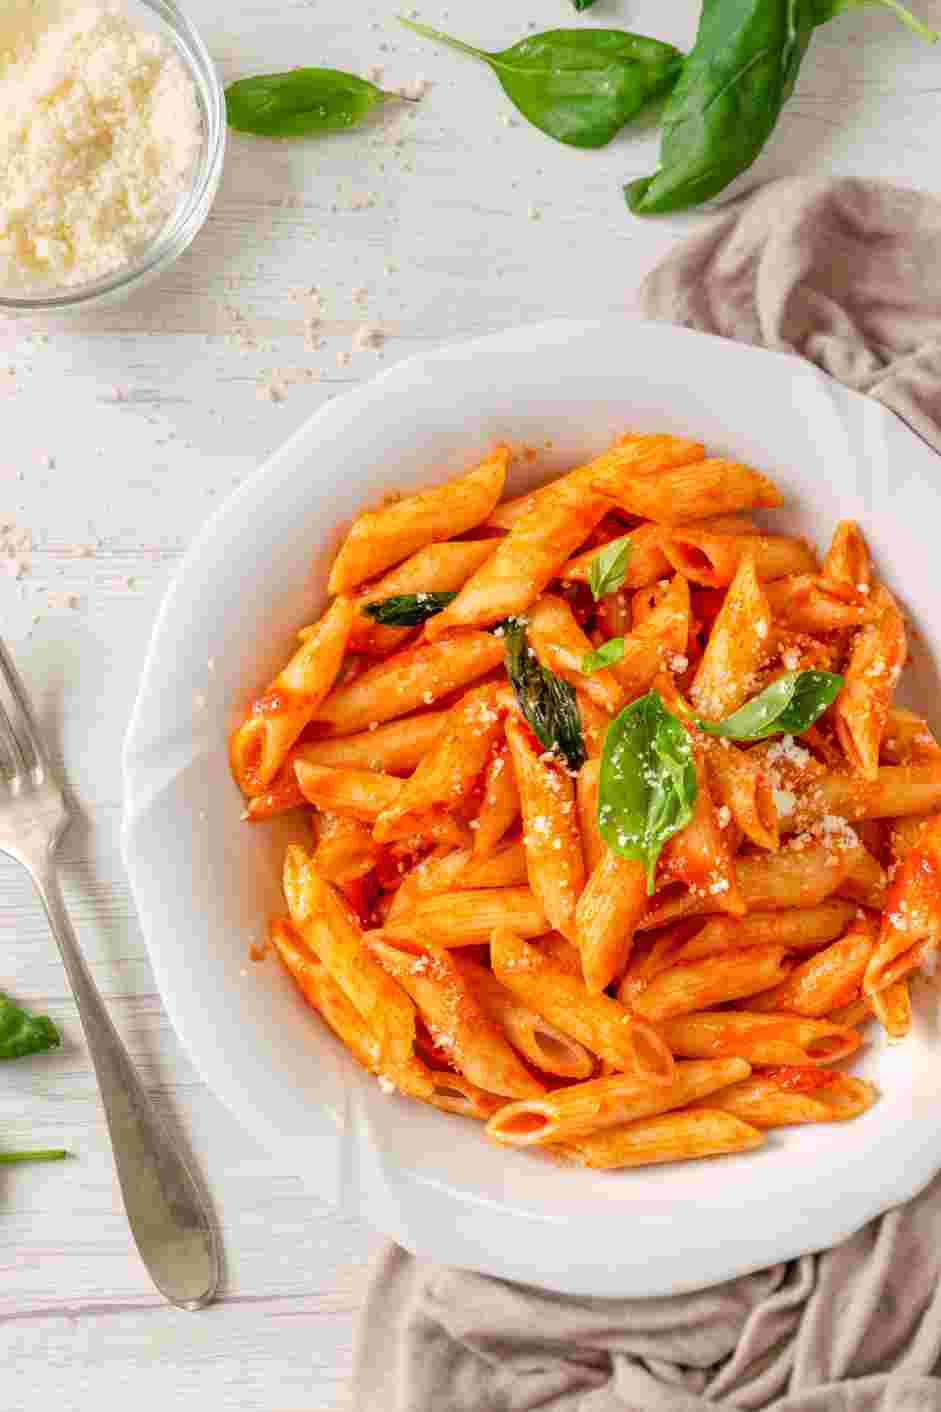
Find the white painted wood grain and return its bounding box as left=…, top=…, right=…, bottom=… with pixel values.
left=2, top=0, right=940, bottom=1405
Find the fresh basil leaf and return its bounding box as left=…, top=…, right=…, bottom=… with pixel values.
left=226, top=68, right=399, bottom=137
left=400, top=19, right=683, bottom=148
left=582, top=637, right=625, bottom=674
left=0, top=992, right=60, bottom=1061
left=361, top=592, right=457, bottom=627
left=815, top=0, right=936, bottom=41
left=503, top=618, right=586, bottom=770
left=587, top=535, right=633, bottom=601
left=0, top=1149, right=69, bottom=1165
left=599, top=690, right=696, bottom=893
left=696, top=671, right=843, bottom=741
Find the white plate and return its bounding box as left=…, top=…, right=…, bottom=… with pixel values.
left=122, top=318, right=941, bottom=1297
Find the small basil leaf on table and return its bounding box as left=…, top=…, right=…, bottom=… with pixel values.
left=815, top=0, right=937, bottom=42
left=0, top=992, right=60, bottom=1061
left=695, top=670, right=844, bottom=741
left=626, top=0, right=934, bottom=217
left=587, top=535, right=632, bottom=600
left=225, top=69, right=403, bottom=138
left=503, top=618, right=586, bottom=770
left=0, top=1149, right=69, bottom=1165
left=399, top=19, right=684, bottom=148
left=582, top=637, right=625, bottom=674
left=599, top=689, right=697, bottom=893
left=361, top=592, right=457, bottom=627
left=572, top=0, right=599, bottom=9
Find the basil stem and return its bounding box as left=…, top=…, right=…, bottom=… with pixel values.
left=503, top=618, right=586, bottom=770
left=0, top=1149, right=69, bottom=1165
left=587, top=535, right=633, bottom=601
left=599, top=690, right=696, bottom=893
left=361, top=593, right=457, bottom=627
left=225, top=68, right=408, bottom=138
left=695, top=671, right=843, bottom=741
left=0, top=993, right=60, bottom=1061
left=400, top=18, right=683, bottom=149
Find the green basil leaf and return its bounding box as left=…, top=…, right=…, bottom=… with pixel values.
left=582, top=637, right=625, bottom=674
left=695, top=671, right=844, bottom=741
left=599, top=690, right=696, bottom=893
left=400, top=19, right=683, bottom=148
left=226, top=68, right=396, bottom=137
left=0, top=992, right=60, bottom=1061
left=0, top=1149, right=69, bottom=1165
left=814, top=0, right=936, bottom=41
left=361, top=592, right=457, bottom=627
left=587, top=535, right=633, bottom=600
left=503, top=618, right=586, bottom=770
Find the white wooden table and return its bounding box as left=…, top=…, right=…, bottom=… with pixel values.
left=2, top=1, right=939, bottom=1406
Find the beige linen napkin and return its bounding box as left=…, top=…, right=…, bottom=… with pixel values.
left=352, top=177, right=941, bottom=1412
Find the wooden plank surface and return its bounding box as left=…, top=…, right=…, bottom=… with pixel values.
left=2, top=0, right=940, bottom=1406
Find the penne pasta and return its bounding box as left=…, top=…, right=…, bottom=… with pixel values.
left=834, top=586, right=907, bottom=781
left=870, top=979, right=911, bottom=1039
left=368, top=937, right=544, bottom=1098
left=490, top=928, right=674, bottom=1083
left=231, top=595, right=355, bottom=795
left=561, top=1107, right=764, bottom=1170
left=328, top=447, right=509, bottom=595
left=691, top=555, right=772, bottom=720
left=346, top=539, right=497, bottom=656
left=451, top=954, right=595, bottom=1080
left=576, top=691, right=612, bottom=760
left=379, top=886, right=549, bottom=947
left=691, top=1070, right=877, bottom=1128
left=764, top=576, right=881, bottom=633
left=631, top=945, right=793, bottom=1022
left=487, top=1058, right=750, bottom=1147
left=821, top=520, right=871, bottom=592
left=882, top=709, right=941, bottom=766
left=657, top=1011, right=862, bottom=1066
left=607, top=573, right=690, bottom=702
left=313, top=632, right=505, bottom=736
left=312, top=812, right=380, bottom=885
left=661, top=527, right=816, bottom=589
left=528, top=594, right=622, bottom=714
left=659, top=745, right=744, bottom=915
left=505, top=711, right=586, bottom=941
left=704, top=740, right=778, bottom=851
left=295, top=761, right=404, bottom=822
left=474, top=740, right=521, bottom=856
left=591, top=457, right=783, bottom=526
left=790, top=763, right=941, bottom=826
left=748, top=913, right=877, bottom=1017
left=575, top=851, right=648, bottom=994
left=865, top=814, right=941, bottom=995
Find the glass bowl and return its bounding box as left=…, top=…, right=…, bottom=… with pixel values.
left=0, top=0, right=226, bottom=316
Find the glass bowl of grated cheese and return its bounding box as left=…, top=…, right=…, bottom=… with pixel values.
left=0, top=0, right=226, bottom=314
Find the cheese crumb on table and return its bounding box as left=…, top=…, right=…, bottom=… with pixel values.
left=0, top=4, right=202, bottom=293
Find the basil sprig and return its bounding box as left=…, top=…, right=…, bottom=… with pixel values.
left=503, top=618, right=586, bottom=771
left=587, top=535, right=633, bottom=601
left=694, top=671, right=843, bottom=741
left=225, top=68, right=406, bottom=138
left=400, top=19, right=683, bottom=149
left=361, top=592, right=457, bottom=627
left=599, top=690, right=696, bottom=892
left=582, top=637, right=625, bottom=674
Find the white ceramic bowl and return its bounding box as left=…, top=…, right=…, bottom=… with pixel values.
left=123, top=319, right=941, bottom=1297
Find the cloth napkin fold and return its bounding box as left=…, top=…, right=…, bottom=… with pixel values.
left=352, top=176, right=941, bottom=1412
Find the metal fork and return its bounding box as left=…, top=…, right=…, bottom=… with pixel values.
left=0, top=638, right=219, bottom=1310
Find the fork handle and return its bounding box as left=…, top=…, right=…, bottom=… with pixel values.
left=33, top=863, right=220, bottom=1310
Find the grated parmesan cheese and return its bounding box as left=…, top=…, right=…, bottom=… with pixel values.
left=0, top=4, right=202, bottom=292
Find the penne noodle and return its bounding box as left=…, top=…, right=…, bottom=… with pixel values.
left=748, top=914, right=877, bottom=1017
left=577, top=758, right=604, bottom=875
left=631, top=945, right=793, bottom=1022
left=372, top=684, right=504, bottom=843
left=691, top=555, right=772, bottom=721
left=764, top=576, right=881, bottom=633
left=451, top=954, right=595, bottom=1080
left=691, top=1070, right=877, bottom=1128
left=313, top=812, right=380, bottom=885
left=576, top=691, right=612, bottom=759
left=474, top=740, right=521, bottom=857
left=660, top=745, right=744, bottom=916
left=490, top=928, right=674, bottom=1083
left=591, top=457, right=783, bottom=526
left=560, top=520, right=671, bottom=590
left=295, top=761, right=404, bottom=821
left=657, top=1011, right=862, bottom=1067
left=231, top=595, right=355, bottom=795
left=837, top=844, right=887, bottom=911
left=528, top=594, right=622, bottom=714
left=283, top=847, right=418, bottom=1070
left=834, top=586, right=907, bottom=781
left=328, top=447, right=509, bottom=595
left=865, top=814, right=941, bottom=995
left=575, top=851, right=648, bottom=993
left=888, top=815, right=931, bottom=860
left=666, top=901, right=859, bottom=968
left=882, top=709, right=941, bottom=767
left=704, top=740, right=779, bottom=851
left=347, top=539, right=497, bottom=656
left=505, top=711, right=586, bottom=941
left=870, top=979, right=911, bottom=1040
left=608, top=573, right=690, bottom=702
left=368, top=938, right=544, bottom=1098
left=313, top=632, right=505, bottom=736
left=661, top=528, right=816, bottom=589
left=379, top=886, right=549, bottom=947
left=560, top=1107, right=764, bottom=1170
left=790, top=763, right=941, bottom=826
left=427, top=438, right=702, bottom=639
left=420, top=1071, right=508, bottom=1121
left=821, top=520, right=871, bottom=593
left=386, top=845, right=462, bottom=921
left=487, top=1058, right=750, bottom=1147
